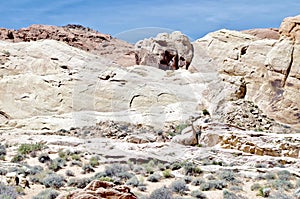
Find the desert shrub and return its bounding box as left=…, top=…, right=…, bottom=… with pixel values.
left=296, top=179, right=300, bottom=188
left=183, top=176, right=192, bottom=184
left=138, top=185, right=147, bottom=192
left=183, top=162, right=202, bottom=176
left=163, top=169, right=174, bottom=178
left=67, top=177, right=91, bottom=188
left=99, top=176, right=113, bottom=182
left=117, top=171, right=134, bottom=180
left=175, top=123, right=188, bottom=133
left=93, top=172, right=106, bottom=179
left=255, top=163, right=267, bottom=168
left=126, top=176, right=140, bottom=187
left=149, top=186, right=173, bottom=199
left=219, top=170, right=235, bottom=182
left=33, top=189, right=59, bottom=199
left=27, top=165, right=44, bottom=175
left=0, top=168, right=8, bottom=175
left=257, top=187, right=271, bottom=197
left=0, top=183, right=18, bottom=199
left=200, top=180, right=226, bottom=191
left=89, top=156, right=100, bottom=167
left=58, top=149, right=69, bottom=160
left=71, top=154, right=81, bottom=161
left=170, top=180, right=188, bottom=194
left=269, top=191, right=290, bottom=199
left=133, top=165, right=145, bottom=174
left=11, top=153, right=25, bottom=163
left=70, top=160, right=82, bottom=167
left=230, top=186, right=243, bottom=192
left=202, top=109, right=210, bottom=116
left=65, top=170, right=75, bottom=177
left=18, top=142, right=44, bottom=155
left=223, top=190, right=239, bottom=199
left=30, top=170, right=53, bottom=184
left=271, top=179, right=294, bottom=190
left=0, top=143, right=6, bottom=159
left=264, top=172, right=277, bottom=180
left=82, top=164, right=95, bottom=174
left=48, top=159, right=63, bottom=172
left=104, top=163, right=130, bottom=177
left=277, top=170, right=291, bottom=181
left=191, top=190, right=207, bottom=199
left=251, top=183, right=262, bottom=191
left=38, top=153, right=51, bottom=163
left=191, top=178, right=205, bottom=186
left=42, top=173, right=65, bottom=189
left=147, top=173, right=162, bottom=182
left=170, top=162, right=182, bottom=170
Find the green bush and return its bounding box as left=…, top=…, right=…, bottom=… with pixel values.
left=18, top=143, right=44, bottom=155
left=175, top=123, right=188, bottom=133
left=99, top=176, right=113, bottom=182
left=162, top=169, right=174, bottom=178
left=11, top=153, right=25, bottom=163
left=183, top=162, right=202, bottom=176
left=42, top=174, right=65, bottom=189
left=71, top=154, right=81, bottom=161
left=149, top=186, right=173, bottom=199
left=170, top=162, right=182, bottom=170
left=33, top=189, right=59, bottom=199
left=89, top=156, right=100, bottom=167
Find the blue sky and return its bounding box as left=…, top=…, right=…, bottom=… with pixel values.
left=1, top=0, right=300, bottom=43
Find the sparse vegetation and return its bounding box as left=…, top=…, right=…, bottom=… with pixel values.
left=191, top=190, right=207, bottom=199
left=163, top=169, right=174, bottom=178
left=33, top=189, right=59, bottom=199
left=170, top=180, right=188, bottom=194
left=0, top=143, right=6, bottom=160
left=67, top=177, right=92, bottom=188
left=18, top=142, right=44, bottom=155
left=42, top=173, right=65, bottom=189
left=89, top=156, right=100, bottom=167
left=149, top=186, right=173, bottom=199
left=0, top=183, right=18, bottom=199
left=147, top=173, right=162, bottom=182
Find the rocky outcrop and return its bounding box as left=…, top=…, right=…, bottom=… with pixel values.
left=0, top=24, right=135, bottom=66
left=242, top=28, right=279, bottom=40
left=189, top=15, right=300, bottom=129
left=135, top=31, right=193, bottom=70
left=57, top=180, right=137, bottom=199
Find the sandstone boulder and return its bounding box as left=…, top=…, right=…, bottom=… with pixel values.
left=135, top=31, right=193, bottom=70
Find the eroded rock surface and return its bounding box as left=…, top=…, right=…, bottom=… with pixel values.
left=189, top=15, right=300, bottom=129
left=0, top=24, right=135, bottom=66
left=135, top=31, right=194, bottom=70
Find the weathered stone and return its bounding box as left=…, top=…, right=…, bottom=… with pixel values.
left=135, top=31, right=193, bottom=70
